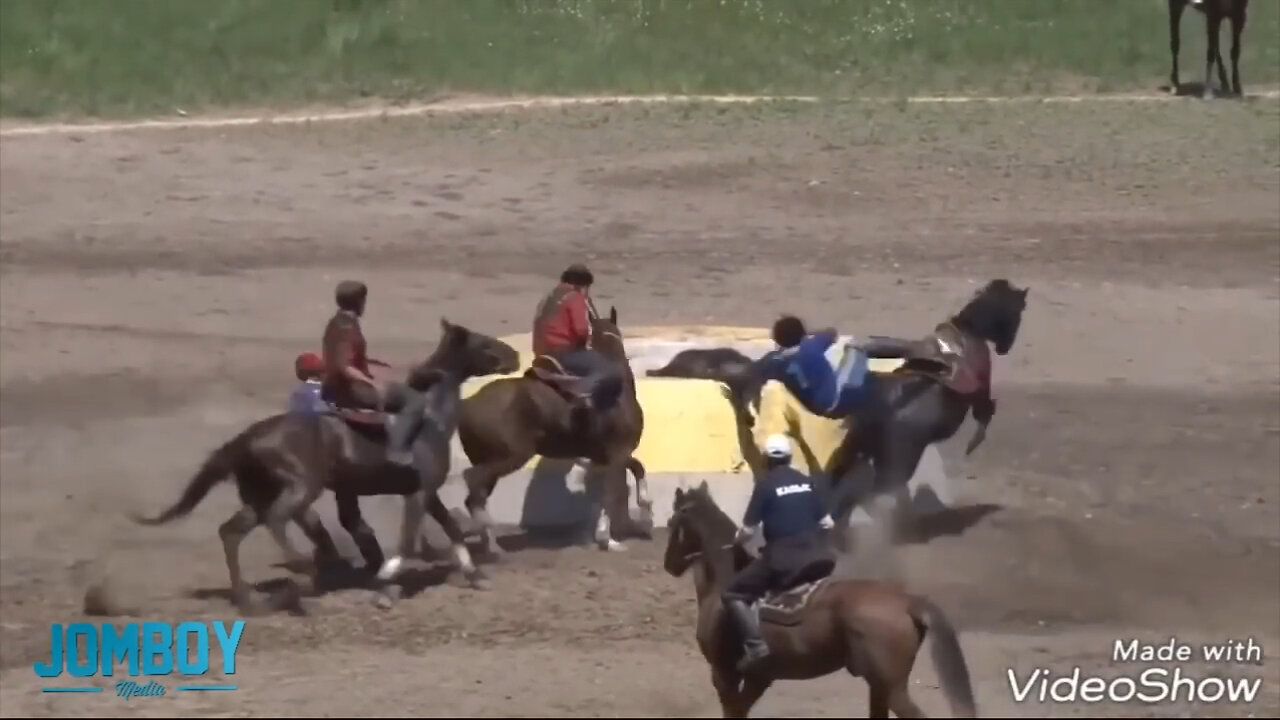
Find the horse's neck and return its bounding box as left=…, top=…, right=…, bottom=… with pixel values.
left=423, top=369, right=464, bottom=434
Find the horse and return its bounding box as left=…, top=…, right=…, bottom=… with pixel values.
left=1168, top=0, right=1250, bottom=99
left=663, top=482, right=978, bottom=718
left=457, top=305, right=649, bottom=557
left=646, top=347, right=764, bottom=429
left=823, top=279, right=1029, bottom=549
left=132, top=319, right=520, bottom=611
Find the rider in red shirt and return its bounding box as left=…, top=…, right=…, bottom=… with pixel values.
left=531, top=264, right=622, bottom=426
left=321, top=280, right=426, bottom=467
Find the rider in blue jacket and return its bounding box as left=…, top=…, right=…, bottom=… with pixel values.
left=755, top=315, right=872, bottom=419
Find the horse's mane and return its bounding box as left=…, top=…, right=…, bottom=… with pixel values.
left=681, top=485, right=739, bottom=545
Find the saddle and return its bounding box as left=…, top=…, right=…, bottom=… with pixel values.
left=524, top=354, right=590, bottom=401
left=757, top=577, right=832, bottom=627
left=889, top=323, right=990, bottom=397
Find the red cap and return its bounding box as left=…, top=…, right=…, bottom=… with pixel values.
left=295, top=352, right=325, bottom=379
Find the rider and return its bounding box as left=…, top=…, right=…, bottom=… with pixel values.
left=755, top=314, right=916, bottom=420
left=531, top=263, right=623, bottom=428
left=287, top=352, right=330, bottom=415
left=723, top=433, right=836, bottom=674
left=321, top=280, right=426, bottom=467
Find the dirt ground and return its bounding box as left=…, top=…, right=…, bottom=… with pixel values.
left=1, top=98, right=1278, bottom=718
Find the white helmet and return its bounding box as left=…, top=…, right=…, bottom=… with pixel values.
left=763, top=434, right=793, bottom=460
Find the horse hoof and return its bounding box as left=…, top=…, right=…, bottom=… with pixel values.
left=598, top=539, right=627, bottom=553
left=376, top=556, right=403, bottom=582
left=374, top=593, right=396, bottom=610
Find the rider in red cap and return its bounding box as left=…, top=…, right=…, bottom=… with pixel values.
left=288, top=352, right=329, bottom=414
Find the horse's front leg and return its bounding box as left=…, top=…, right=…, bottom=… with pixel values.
left=377, top=488, right=425, bottom=583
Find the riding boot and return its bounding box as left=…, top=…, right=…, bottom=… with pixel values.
left=724, top=599, right=771, bottom=673
left=385, top=388, right=426, bottom=467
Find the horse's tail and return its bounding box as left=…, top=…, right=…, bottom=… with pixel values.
left=131, top=430, right=247, bottom=526
left=909, top=597, right=977, bottom=718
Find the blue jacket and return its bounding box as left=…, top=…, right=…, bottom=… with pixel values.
left=287, top=381, right=330, bottom=415
left=743, top=465, right=829, bottom=544
left=757, top=329, right=839, bottom=416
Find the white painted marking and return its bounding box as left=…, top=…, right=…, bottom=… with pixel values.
left=2, top=90, right=1276, bottom=139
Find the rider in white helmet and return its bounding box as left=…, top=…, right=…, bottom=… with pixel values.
left=721, top=433, right=836, bottom=674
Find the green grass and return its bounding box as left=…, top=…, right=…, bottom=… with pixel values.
left=2, top=0, right=1278, bottom=119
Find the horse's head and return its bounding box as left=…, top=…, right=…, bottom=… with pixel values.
left=663, top=480, right=742, bottom=578
left=416, top=319, right=520, bottom=386
left=952, top=279, right=1029, bottom=356
left=589, top=305, right=629, bottom=364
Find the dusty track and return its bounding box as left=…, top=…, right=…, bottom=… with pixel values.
left=1, top=98, right=1278, bottom=717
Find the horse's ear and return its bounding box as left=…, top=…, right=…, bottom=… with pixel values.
left=1019, top=287, right=1030, bottom=300
left=440, top=317, right=453, bottom=332
left=609, top=306, right=618, bottom=325
left=674, top=487, right=685, bottom=501
left=697, top=479, right=709, bottom=494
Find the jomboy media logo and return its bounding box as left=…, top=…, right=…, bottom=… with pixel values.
left=34, top=621, right=244, bottom=699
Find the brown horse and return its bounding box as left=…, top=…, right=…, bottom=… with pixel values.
left=663, top=482, right=978, bottom=718
left=133, top=319, right=520, bottom=611
left=457, top=305, right=649, bottom=556
left=1168, top=0, right=1250, bottom=99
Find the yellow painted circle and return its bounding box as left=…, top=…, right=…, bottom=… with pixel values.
left=461, top=326, right=902, bottom=475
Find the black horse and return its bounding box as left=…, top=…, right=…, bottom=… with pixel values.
left=819, top=279, right=1029, bottom=549
left=134, top=319, right=520, bottom=611
left=1168, top=0, right=1250, bottom=99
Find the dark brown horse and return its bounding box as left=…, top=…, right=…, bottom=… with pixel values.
left=458, top=306, right=649, bottom=556
left=133, top=319, right=520, bottom=611
left=1169, top=0, right=1250, bottom=99
left=823, top=280, right=1028, bottom=550
left=663, top=482, right=977, bottom=718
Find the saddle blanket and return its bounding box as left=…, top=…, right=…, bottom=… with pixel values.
left=757, top=577, right=830, bottom=625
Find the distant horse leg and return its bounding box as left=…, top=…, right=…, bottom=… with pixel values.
left=1203, top=12, right=1224, bottom=98
left=335, top=492, right=385, bottom=574
left=1229, top=11, right=1245, bottom=95
left=867, top=681, right=890, bottom=718
left=1168, top=0, right=1186, bottom=92
left=587, top=462, right=631, bottom=552
left=218, top=505, right=260, bottom=611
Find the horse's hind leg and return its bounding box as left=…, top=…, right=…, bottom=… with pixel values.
left=293, top=506, right=341, bottom=572
left=886, top=687, right=927, bottom=719
left=218, top=505, right=260, bottom=611
left=263, top=482, right=319, bottom=577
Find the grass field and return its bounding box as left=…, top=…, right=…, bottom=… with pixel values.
left=1, top=0, right=1279, bottom=119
